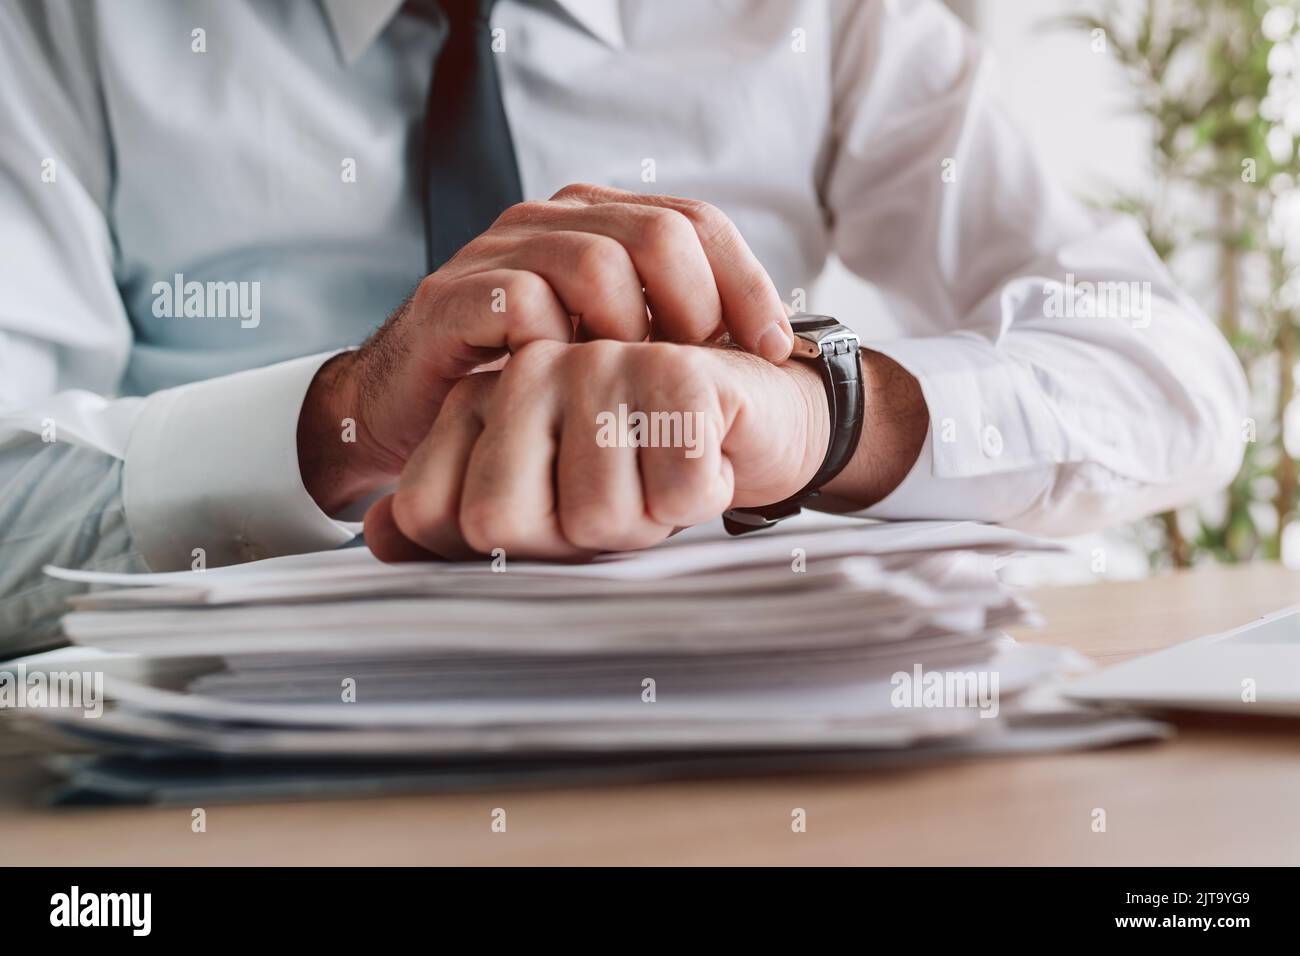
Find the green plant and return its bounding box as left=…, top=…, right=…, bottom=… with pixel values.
left=1059, top=0, right=1300, bottom=567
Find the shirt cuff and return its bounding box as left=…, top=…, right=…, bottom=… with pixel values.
left=857, top=336, right=1055, bottom=524
left=123, top=352, right=362, bottom=570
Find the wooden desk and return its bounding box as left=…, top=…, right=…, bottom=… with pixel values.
left=3, top=563, right=1299, bottom=866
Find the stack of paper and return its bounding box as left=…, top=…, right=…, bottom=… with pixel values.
left=20, top=513, right=1165, bottom=803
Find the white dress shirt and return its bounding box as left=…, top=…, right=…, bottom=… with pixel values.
left=0, top=0, right=1248, bottom=648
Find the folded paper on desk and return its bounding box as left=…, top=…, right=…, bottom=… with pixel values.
left=25, top=513, right=1167, bottom=804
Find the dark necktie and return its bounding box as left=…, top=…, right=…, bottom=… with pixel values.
left=418, top=0, right=524, bottom=272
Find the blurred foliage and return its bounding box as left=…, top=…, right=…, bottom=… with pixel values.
left=1058, top=0, right=1300, bottom=567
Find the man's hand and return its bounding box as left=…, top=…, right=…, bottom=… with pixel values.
left=362, top=340, right=831, bottom=560
left=297, top=184, right=796, bottom=514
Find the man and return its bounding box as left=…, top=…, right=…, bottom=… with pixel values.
left=0, top=0, right=1247, bottom=649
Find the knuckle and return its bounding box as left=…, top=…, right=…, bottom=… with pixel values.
left=672, top=341, right=710, bottom=378
left=415, top=272, right=448, bottom=309
left=391, top=487, right=453, bottom=545
left=645, top=453, right=727, bottom=527
left=646, top=480, right=709, bottom=527
left=644, top=487, right=685, bottom=527
left=560, top=501, right=654, bottom=552
left=641, top=341, right=700, bottom=383
left=549, top=182, right=601, bottom=204
left=638, top=341, right=677, bottom=377
left=509, top=337, right=565, bottom=371
left=558, top=502, right=613, bottom=550
left=572, top=233, right=627, bottom=288
left=501, top=271, right=553, bottom=319
left=634, top=207, right=695, bottom=260
left=496, top=344, right=559, bottom=403
left=676, top=198, right=734, bottom=246
left=459, top=498, right=516, bottom=555
left=494, top=367, right=536, bottom=408
left=571, top=338, right=625, bottom=372
left=439, top=233, right=507, bottom=279
left=493, top=200, right=548, bottom=228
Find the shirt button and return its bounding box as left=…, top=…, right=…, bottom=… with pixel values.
left=981, top=424, right=1004, bottom=458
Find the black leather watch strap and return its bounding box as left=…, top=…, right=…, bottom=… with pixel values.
left=723, top=317, right=864, bottom=535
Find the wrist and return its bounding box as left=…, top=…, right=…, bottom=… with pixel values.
left=745, top=348, right=928, bottom=513
left=820, top=349, right=927, bottom=506
left=780, top=357, right=831, bottom=498
left=297, top=351, right=396, bottom=514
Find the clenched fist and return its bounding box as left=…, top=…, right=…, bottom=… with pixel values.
left=363, top=339, right=832, bottom=560
left=297, top=184, right=796, bottom=514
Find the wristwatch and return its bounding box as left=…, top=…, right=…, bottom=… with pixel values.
left=723, top=315, right=864, bottom=535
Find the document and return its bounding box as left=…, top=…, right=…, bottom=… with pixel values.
left=22, top=513, right=1165, bottom=803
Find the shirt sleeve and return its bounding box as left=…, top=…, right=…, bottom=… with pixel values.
left=0, top=2, right=357, bottom=650
left=822, top=0, right=1249, bottom=535
left=123, top=352, right=362, bottom=570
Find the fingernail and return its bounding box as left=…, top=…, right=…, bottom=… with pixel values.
left=756, top=321, right=793, bottom=362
